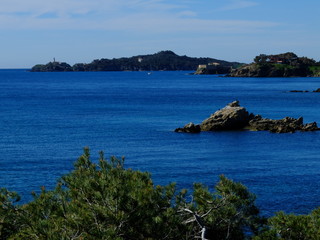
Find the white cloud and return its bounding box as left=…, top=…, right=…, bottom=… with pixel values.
left=219, top=0, right=258, bottom=11
left=0, top=0, right=277, bottom=37
left=0, top=0, right=180, bottom=16
left=0, top=0, right=176, bottom=27
left=177, top=11, right=197, bottom=17
left=101, top=13, right=278, bottom=34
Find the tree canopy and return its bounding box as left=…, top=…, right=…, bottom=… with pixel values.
left=1, top=148, right=320, bottom=239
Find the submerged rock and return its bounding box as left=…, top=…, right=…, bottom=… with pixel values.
left=289, top=88, right=320, bottom=93
left=289, top=90, right=309, bottom=93
left=175, top=101, right=320, bottom=134
left=313, top=88, right=320, bottom=92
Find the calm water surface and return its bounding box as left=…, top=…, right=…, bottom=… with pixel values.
left=1, top=69, right=320, bottom=216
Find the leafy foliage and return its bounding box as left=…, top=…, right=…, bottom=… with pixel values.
left=254, top=209, right=320, bottom=240
left=179, top=176, right=264, bottom=239
left=1, top=148, right=319, bottom=239
left=4, top=148, right=186, bottom=239
left=0, top=188, right=21, bottom=239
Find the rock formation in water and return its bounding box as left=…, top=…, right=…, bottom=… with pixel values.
left=175, top=101, right=320, bottom=133
left=289, top=88, right=320, bottom=93
left=200, top=101, right=251, bottom=131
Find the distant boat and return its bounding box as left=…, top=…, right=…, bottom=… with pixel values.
left=147, top=72, right=152, bottom=75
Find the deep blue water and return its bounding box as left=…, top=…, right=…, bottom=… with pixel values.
left=1, top=69, right=320, bottom=216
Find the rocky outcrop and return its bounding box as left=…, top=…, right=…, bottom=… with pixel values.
left=247, top=115, right=318, bottom=133
left=289, top=88, right=320, bottom=93
left=175, top=101, right=320, bottom=133
left=289, top=90, right=309, bottom=92
left=194, top=64, right=233, bottom=75
left=175, top=122, right=201, bottom=133
left=200, top=101, right=251, bottom=131
left=227, top=52, right=320, bottom=77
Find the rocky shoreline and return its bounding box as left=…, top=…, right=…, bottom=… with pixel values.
left=227, top=52, right=320, bottom=77
left=175, top=101, right=319, bottom=133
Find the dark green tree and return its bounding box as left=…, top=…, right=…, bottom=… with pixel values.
left=7, top=148, right=186, bottom=239
left=1, top=148, right=267, bottom=239
left=254, top=54, right=268, bottom=64
left=255, top=208, right=320, bottom=240
left=179, top=175, right=263, bottom=239
left=0, top=189, right=21, bottom=240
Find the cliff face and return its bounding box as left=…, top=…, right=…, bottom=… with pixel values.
left=194, top=64, right=233, bottom=75
left=228, top=52, right=320, bottom=77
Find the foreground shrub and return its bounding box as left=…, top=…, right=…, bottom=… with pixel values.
left=4, top=148, right=318, bottom=239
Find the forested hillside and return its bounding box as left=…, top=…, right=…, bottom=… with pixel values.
left=30, top=51, right=241, bottom=72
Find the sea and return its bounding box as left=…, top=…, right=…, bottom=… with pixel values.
left=1, top=69, right=320, bottom=216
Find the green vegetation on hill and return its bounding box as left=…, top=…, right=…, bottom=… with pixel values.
left=1, top=148, right=320, bottom=239
left=229, top=52, right=320, bottom=77
left=30, top=51, right=241, bottom=72
left=310, top=66, right=320, bottom=77
left=31, top=62, right=73, bottom=72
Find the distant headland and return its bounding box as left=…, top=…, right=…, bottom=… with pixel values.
left=30, top=51, right=241, bottom=73
left=30, top=51, right=320, bottom=77
left=227, top=52, right=320, bottom=77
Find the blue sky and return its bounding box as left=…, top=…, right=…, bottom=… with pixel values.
left=1, top=0, right=319, bottom=68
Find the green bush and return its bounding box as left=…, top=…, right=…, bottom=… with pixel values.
left=0, top=148, right=319, bottom=239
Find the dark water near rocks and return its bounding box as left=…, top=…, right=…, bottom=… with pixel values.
left=1, top=69, right=320, bottom=216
